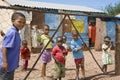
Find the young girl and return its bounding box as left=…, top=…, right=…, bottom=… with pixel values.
left=0, top=12, right=26, bottom=80
left=37, top=25, right=53, bottom=78
left=71, top=30, right=85, bottom=80
left=20, top=40, right=30, bottom=70
left=102, top=36, right=113, bottom=74
left=52, top=36, right=68, bottom=80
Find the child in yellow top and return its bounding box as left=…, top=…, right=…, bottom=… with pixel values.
left=37, top=25, right=53, bottom=78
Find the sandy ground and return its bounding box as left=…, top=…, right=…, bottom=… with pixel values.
left=14, top=49, right=120, bottom=80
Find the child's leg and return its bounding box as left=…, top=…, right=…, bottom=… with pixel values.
left=80, top=60, right=85, bottom=78
left=25, top=60, right=28, bottom=70
left=40, top=50, right=51, bottom=77
left=21, top=59, right=25, bottom=70
left=104, top=65, right=107, bottom=73
left=75, top=64, right=80, bottom=79
left=59, top=77, right=61, bottom=80
left=41, top=63, right=47, bottom=77
left=102, top=64, right=107, bottom=73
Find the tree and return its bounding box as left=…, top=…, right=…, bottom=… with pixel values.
left=104, top=2, right=120, bottom=16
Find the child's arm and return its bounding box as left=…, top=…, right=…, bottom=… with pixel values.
left=71, top=42, right=78, bottom=52
left=71, top=42, right=83, bottom=52
left=63, top=48, right=68, bottom=56
left=52, top=54, right=57, bottom=63
left=103, top=44, right=111, bottom=51
left=36, top=35, right=44, bottom=48
left=51, top=47, right=59, bottom=63
left=77, top=46, right=84, bottom=51
left=2, top=48, right=8, bottom=71
left=47, top=35, right=54, bottom=43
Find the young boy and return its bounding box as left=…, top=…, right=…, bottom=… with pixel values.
left=0, top=12, right=26, bottom=80
left=71, top=30, right=85, bottom=80
left=52, top=36, right=68, bottom=80
left=20, top=40, right=30, bottom=70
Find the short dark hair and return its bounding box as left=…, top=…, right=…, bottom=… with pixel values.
left=71, top=30, right=78, bottom=35
left=44, top=24, right=50, bottom=28
left=104, top=36, right=111, bottom=40
left=11, top=12, right=25, bottom=21
left=22, top=40, right=27, bottom=45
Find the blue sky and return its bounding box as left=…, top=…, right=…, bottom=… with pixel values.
left=33, top=0, right=120, bottom=10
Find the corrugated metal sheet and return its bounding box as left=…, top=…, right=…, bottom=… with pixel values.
left=5, top=0, right=104, bottom=13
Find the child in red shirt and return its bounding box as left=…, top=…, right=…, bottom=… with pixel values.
left=20, top=40, right=30, bottom=70
left=52, top=36, right=68, bottom=80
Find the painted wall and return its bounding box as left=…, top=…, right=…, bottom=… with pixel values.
left=106, top=20, right=116, bottom=45
left=45, top=14, right=59, bottom=46
left=45, top=14, right=89, bottom=46
left=0, top=1, right=13, bottom=33
left=64, top=16, right=89, bottom=46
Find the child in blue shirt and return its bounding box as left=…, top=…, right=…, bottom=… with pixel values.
left=71, top=30, right=85, bottom=80
left=0, top=12, right=26, bottom=80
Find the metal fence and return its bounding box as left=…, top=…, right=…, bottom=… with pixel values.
left=0, top=6, right=117, bottom=80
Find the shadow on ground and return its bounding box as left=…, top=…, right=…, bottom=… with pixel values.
left=68, top=70, right=119, bottom=80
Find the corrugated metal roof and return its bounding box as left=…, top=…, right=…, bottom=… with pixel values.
left=5, top=0, right=104, bottom=13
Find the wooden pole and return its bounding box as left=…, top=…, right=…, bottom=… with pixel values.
left=115, top=20, right=120, bottom=75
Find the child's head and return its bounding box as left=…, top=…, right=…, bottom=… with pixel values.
left=56, top=36, right=63, bottom=47
left=43, top=25, right=49, bottom=35
left=11, top=12, right=26, bottom=30
left=63, top=35, right=67, bottom=43
left=104, top=36, right=111, bottom=45
left=22, top=40, right=27, bottom=47
left=72, top=30, right=78, bottom=40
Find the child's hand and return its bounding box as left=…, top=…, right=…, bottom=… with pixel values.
left=63, top=50, right=67, bottom=56
left=2, top=62, right=8, bottom=71
left=77, top=46, right=84, bottom=50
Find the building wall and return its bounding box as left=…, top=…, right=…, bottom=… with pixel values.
left=64, top=16, right=89, bottom=46
left=0, top=1, right=13, bottom=33
left=106, top=20, right=116, bottom=45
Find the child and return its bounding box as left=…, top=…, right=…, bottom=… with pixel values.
left=0, top=12, right=26, bottom=80
left=37, top=25, right=53, bottom=78
left=20, top=40, right=30, bottom=70
left=62, top=35, right=70, bottom=51
left=52, top=36, right=68, bottom=80
left=71, top=30, right=85, bottom=80
left=102, top=36, right=113, bottom=74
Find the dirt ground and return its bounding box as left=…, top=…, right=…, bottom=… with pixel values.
left=14, top=49, right=120, bottom=80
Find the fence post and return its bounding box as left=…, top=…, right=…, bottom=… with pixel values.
left=115, top=20, right=120, bottom=75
